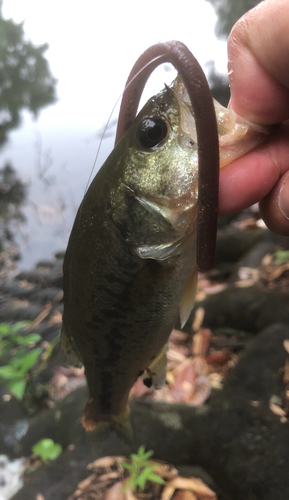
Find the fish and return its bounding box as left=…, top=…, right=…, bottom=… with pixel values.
left=60, top=75, right=268, bottom=439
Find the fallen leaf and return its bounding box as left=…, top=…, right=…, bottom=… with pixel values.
left=236, top=217, right=259, bottom=230
left=19, top=279, right=35, bottom=290
left=283, top=340, right=289, bottom=354
left=206, top=350, right=230, bottom=366
left=270, top=403, right=286, bottom=417
left=208, top=373, right=223, bottom=390
left=88, top=456, right=124, bottom=470
left=192, top=307, right=205, bottom=332
left=129, top=377, right=152, bottom=398
left=30, top=305, right=51, bottom=328
left=173, top=490, right=197, bottom=500
left=193, top=329, right=211, bottom=357
left=169, top=359, right=211, bottom=406
left=161, top=477, right=216, bottom=500
left=74, top=474, right=94, bottom=493
left=150, top=461, right=178, bottom=481
left=169, top=329, right=189, bottom=344
left=104, top=481, right=137, bottom=500
left=12, top=299, right=29, bottom=309
left=250, top=401, right=260, bottom=407
left=167, top=348, right=187, bottom=363
left=48, top=310, right=63, bottom=326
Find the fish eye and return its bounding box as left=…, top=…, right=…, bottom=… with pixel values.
left=137, top=117, right=168, bottom=149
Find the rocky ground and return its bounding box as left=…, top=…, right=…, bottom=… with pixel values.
left=1, top=211, right=289, bottom=499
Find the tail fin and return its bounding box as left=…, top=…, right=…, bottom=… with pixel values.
left=82, top=401, right=133, bottom=443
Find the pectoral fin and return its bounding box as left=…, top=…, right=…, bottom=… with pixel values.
left=135, top=239, right=183, bottom=260
left=179, top=268, right=198, bottom=328
left=60, top=325, right=83, bottom=368
left=142, top=344, right=169, bottom=390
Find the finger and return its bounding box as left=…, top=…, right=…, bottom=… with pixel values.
left=227, top=0, right=289, bottom=124
left=219, top=122, right=289, bottom=216
left=259, top=170, right=289, bottom=236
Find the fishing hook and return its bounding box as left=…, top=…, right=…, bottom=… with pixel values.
left=115, top=41, right=219, bottom=272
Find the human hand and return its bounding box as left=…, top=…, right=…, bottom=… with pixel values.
left=219, top=0, right=289, bottom=235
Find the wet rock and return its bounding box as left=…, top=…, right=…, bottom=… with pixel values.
left=216, top=226, right=265, bottom=266
left=191, top=286, right=289, bottom=333
left=0, top=300, right=44, bottom=322
left=8, top=324, right=289, bottom=500
left=0, top=390, right=29, bottom=457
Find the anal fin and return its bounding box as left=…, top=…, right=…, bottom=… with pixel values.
left=142, top=344, right=169, bottom=390
left=179, top=267, right=198, bottom=328
left=60, top=325, right=83, bottom=368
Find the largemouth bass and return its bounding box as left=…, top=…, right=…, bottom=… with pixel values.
left=61, top=75, right=267, bottom=438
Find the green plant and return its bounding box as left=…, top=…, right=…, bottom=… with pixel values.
left=274, top=250, right=289, bottom=265
left=0, top=321, right=42, bottom=399
left=32, top=438, right=62, bottom=461
left=120, top=445, right=165, bottom=493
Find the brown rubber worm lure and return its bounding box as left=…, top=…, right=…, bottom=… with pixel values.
left=115, top=40, right=219, bottom=272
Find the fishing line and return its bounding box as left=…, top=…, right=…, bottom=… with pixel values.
left=83, top=41, right=220, bottom=271
left=83, top=54, right=166, bottom=196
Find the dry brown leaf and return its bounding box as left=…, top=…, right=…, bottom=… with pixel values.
left=205, top=350, right=230, bottom=366
left=195, top=290, right=207, bottom=302
left=208, top=373, right=223, bottom=390
left=193, top=329, right=211, bottom=357
left=270, top=403, right=286, bottom=417
left=261, top=254, right=272, bottom=267
left=74, top=474, right=94, bottom=493
left=88, top=456, right=124, bottom=470
left=200, top=283, right=227, bottom=295
left=104, top=481, right=126, bottom=500
left=125, top=488, right=138, bottom=500
left=12, top=299, right=29, bottom=309
left=236, top=217, right=259, bottom=230
left=98, top=471, right=121, bottom=483
left=283, top=340, right=289, bottom=354
left=30, top=304, right=51, bottom=328
left=168, top=357, right=211, bottom=406
left=48, top=310, right=63, bottom=326
left=270, top=263, right=289, bottom=279
left=192, top=307, right=205, bottom=332
left=167, top=348, right=187, bottom=363
left=36, top=494, right=45, bottom=500
left=161, top=483, right=177, bottom=500
left=150, top=461, right=178, bottom=481
left=169, top=329, right=189, bottom=343
left=162, top=477, right=216, bottom=500
left=104, top=480, right=139, bottom=500
left=173, top=490, right=197, bottom=500
left=250, top=401, right=260, bottom=407
left=19, top=279, right=35, bottom=290
left=129, top=377, right=152, bottom=398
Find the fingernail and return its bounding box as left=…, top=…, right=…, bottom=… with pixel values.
left=278, top=180, right=289, bottom=220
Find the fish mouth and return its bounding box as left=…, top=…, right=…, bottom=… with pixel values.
left=173, top=74, right=269, bottom=169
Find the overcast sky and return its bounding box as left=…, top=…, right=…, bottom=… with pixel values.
left=2, top=0, right=228, bottom=130
left=0, top=0, right=228, bottom=268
